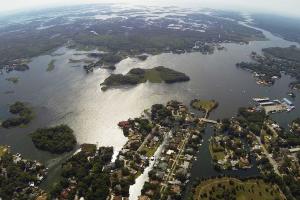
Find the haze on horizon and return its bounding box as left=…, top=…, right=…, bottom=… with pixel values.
left=1, top=0, right=300, bottom=18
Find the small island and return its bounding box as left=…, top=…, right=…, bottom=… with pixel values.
left=101, top=52, right=123, bottom=65
left=1, top=101, right=34, bottom=128
left=68, top=58, right=83, bottom=63
left=136, top=54, right=148, bottom=61
left=47, top=59, right=56, bottom=71
left=2, top=63, right=30, bottom=73
left=190, top=99, right=218, bottom=117
left=83, top=53, right=124, bottom=73
left=100, top=66, right=190, bottom=91
left=5, top=77, right=19, bottom=84
left=30, top=124, right=77, bottom=154
left=86, top=52, right=124, bottom=64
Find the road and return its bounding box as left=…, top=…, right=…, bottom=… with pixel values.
left=137, top=133, right=153, bottom=152
left=160, top=132, right=189, bottom=194
left=256, top=135, right=281, bottom=176
left=265, top=122, right=279, bottom=137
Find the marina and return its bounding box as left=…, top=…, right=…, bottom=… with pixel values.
left=253, top=97, right=295, bottom=114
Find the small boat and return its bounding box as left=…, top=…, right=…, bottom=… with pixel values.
left=287, top=92, right=296, bottom=98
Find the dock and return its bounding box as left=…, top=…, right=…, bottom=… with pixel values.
left=199, top=118, right=218, bottom=124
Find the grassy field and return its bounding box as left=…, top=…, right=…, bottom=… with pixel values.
left=142, top=145, right=159, bottom=157
left=194, top=177, right=285, bottom=200
left=191, top=99, right=218, bottom=114
left=144, top=69, right=163, bottom=83
left=0, top=146, right=9, bottom=158
left=47, top=59, right=56, bottom=71
left=209, top=140, right=225, bottom=161
left=142, top=67, right=190, bottom=83
left=101, top=66, right=189, bottom=90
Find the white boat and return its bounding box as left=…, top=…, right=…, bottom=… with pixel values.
left=253, top=97, right=270, bottom=102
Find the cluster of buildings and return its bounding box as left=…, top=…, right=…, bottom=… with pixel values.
left=249, top=51, right=300, bottom=87
left=253, top=97, right=295, bottom=114
left=0, top=145, right=47, bottom=184
left=210, top=133, right=251, bottom=170
left=0, top=60, right=30, bottom=74
left=110, top=100, right=206, bottom=200
left=110, top=118, right=166, bottom=199
left=138, top=101, right=203, bottom=200
left=0, top=145, right=47, bottom=199
left=253, top=72, right=279, bottom=86
left=241, top=116, right=300, bottom=180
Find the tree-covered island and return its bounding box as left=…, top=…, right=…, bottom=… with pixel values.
left=30, top=124, right=77, bottom=154
left=47, top=59, right=56, bottom=72
left=83, top=52, right=124, bottom=72
left=5, top=77, right=19, bottom=84
left=190, top=99, right=218, bottom=117
left=100, top=66, right=190, bottom=91
left=1, top=101, right=34, bottom=128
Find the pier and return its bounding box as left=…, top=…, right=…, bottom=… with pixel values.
left=199, top=118, right=218, bottom=124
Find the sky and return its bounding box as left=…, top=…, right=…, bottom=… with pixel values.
left=0, top=0, right=300, bottom=18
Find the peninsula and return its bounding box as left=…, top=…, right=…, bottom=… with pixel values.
left=236, top=46, right=300, bottom=87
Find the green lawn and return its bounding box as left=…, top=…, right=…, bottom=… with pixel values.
left=134, top=171, right=142, bottom=179
left=194, top=177, right=285, bottom=200
left=0, top=146, right=9, bottom=158
left=209, top=140, right=225, bottom=161
left=191, top=99, right=218, bottom=113
left=142, top=145, right=159, bottom=157
left=144, top=69, right=163, bottom=83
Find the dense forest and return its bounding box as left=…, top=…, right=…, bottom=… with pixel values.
left=237, top=107, right=266, bottom=135
left=0, top=147, right=47, bottom=200
left=30, top=124, right=77, bottom=154
left=50, top=144, right=113, bottom=200
left=0, top=6, right=265, bottom=65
